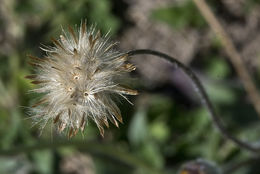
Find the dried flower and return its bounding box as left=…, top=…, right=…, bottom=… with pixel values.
left=26, top=21, right=137, bottom=137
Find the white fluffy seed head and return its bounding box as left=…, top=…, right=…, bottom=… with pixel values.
left=26, top=21, right=137, bottom=137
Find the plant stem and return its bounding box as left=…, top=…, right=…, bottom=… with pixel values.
left=128, top=49, right=260, bottom=153
left=192, top=0, right=260, bottom=118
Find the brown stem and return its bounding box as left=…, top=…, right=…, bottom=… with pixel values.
left=192, top=0, right=260, bottom=118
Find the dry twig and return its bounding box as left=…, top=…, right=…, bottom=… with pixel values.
left=193, top=0, right=260, bottom=118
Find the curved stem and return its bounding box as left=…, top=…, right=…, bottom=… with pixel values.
left=128, top=49, right=260, bottom=153
left=192, top=0, right=260, bottom=119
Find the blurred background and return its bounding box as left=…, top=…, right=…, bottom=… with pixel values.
left=1, top=0, right=260, bottom=173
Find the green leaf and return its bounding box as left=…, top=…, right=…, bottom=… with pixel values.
left=206, top=57, right=230, bottom=79
left=139, top=143, right=164, bottom=170
left=32, top=150, right=53, bottom=174
left=128, top=108, right=148, bottom=146
left=149, top=120, right=170, bottom=143
left=1, top=110, right=21, bottom=149
left=88, top=0, right=120, bottom=35
left=205, top=82, right=236, bottom=104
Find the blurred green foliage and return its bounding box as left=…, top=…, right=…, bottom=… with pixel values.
left=0, top=0, right=260, bottom=174
left=246, top=0, right=260, bottom=10
left=151, top=1, right=206, bottom=29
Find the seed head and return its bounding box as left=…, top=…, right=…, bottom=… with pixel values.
left=26, top=21, right=137, bottom=137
